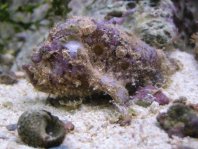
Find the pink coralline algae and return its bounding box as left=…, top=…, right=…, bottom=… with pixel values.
left=23, top=16, right=175, bottom=116
left=131, top=85, right=170, bottom=107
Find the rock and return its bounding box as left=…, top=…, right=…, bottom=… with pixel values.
left=0, top=67, right=17, bottom=85
left=157, top=101, right=198, bottom=138
left=6, top=124, right=17, bottom=131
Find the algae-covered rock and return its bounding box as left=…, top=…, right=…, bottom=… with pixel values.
left=69, top=0, right=178, bottom=49
left=157, top=101, right=198, bottom=138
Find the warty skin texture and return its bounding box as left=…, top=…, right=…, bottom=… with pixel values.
left=23, top=16, right=175, bottom=116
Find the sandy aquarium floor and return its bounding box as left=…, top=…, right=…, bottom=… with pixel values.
left=0, top=50, right=198, bottom=149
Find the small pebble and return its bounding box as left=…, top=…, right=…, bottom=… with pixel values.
left=2, top=101, right=13, bottom=109
left=6, top=124, right=17, bottom=131
left=64, top=121, right=75, bottom=132
left=0, top=69, right=17, bottom=85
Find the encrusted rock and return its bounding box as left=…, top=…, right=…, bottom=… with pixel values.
left=157, top=101, right=198, bottom=138
left=172, top=0, right=198, bottom=49
left=69, top=0, right=178, bottom=48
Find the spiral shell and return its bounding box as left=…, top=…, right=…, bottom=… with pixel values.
left=17, top=109, right=66, bottom=148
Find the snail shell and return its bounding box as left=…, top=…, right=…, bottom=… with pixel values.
left=17, top=109, right=66, bottom=148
